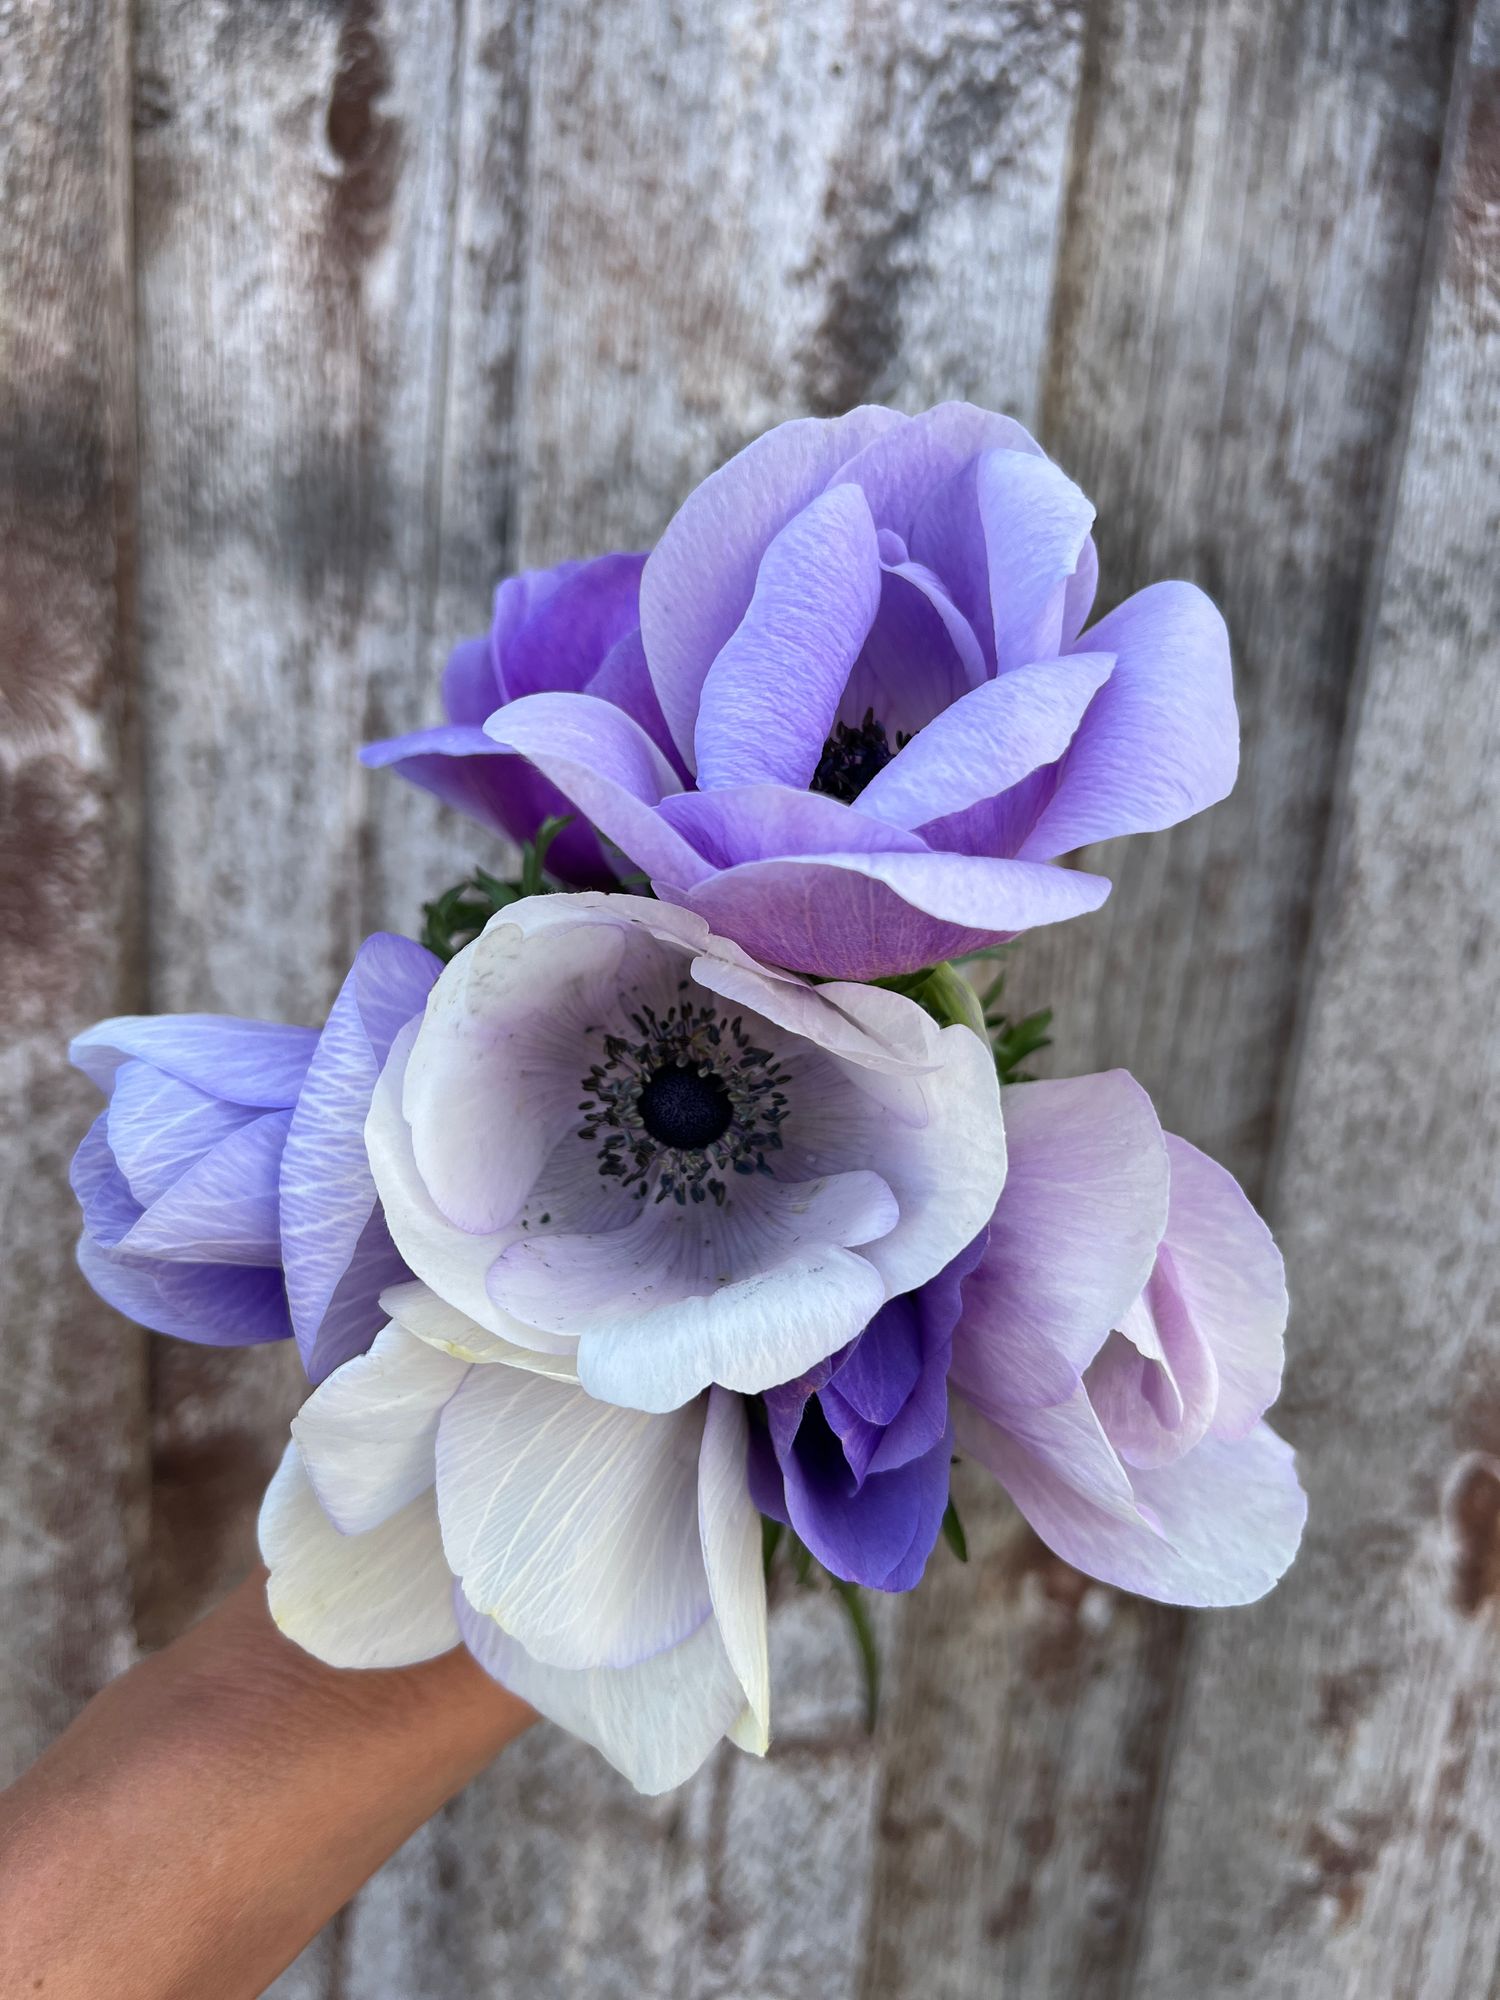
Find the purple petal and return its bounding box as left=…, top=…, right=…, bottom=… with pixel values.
left=70, top=1112, right=143, bottom=1248
left=586, top=627, right=690, bottom=780
left=70, top=1015, right=316, bottom=1107
left=693, top=483, right=882, bottom=790
left=1160, top=1134, right=1288, bottom=1440
left=482, top=692, right=709, bottom=890
left=837, top=560, right=986, bottom=740
left=832, top=403, right=1044, bottom=541
left=658, top=785, right=927, bottom=867
left=975, top=449, right=1096, bottom=674
left=1083, top=1270, right=1219, bottom=1470
left=640, top=407, right=907, bottom=765
left=77, top=1233, right=291, bottom=1346
left=665, top=848, right=1110, bottom=981
left=495, top=551, right=647, bottom=703
left=280, top=933, right=439, bottom=1380
left=957, top=1395, right=1306, bottom=1608
left=105, top=1063, right=259, bottom=1207
left=1062, top=537, right=1099, bottom=647
left=856, top=654, right=1114, bottom=832
left=951, top=1072, right=1170, bottom=1415
left=830, top=1293, right=923, bottom=1427
left=1022, top=582, right=1237, bottom=858
left=119, top=1110, right=291, bottom=1266
left=781, top=1400, right=952, bottom=1592
left=440, top=634, right=502, bottom=728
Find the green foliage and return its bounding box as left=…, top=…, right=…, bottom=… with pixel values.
left=761, top=1520, right=880, bottom=1732
left=941, top=1495, right=969, bottom=1563
left=419, top=817, right=572, bottom=962
left=961, top=948, right=1054, bottom=1085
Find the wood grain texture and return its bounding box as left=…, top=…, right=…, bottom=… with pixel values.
left=862, top=6, right=1462, bottom=1994
left=130, top=0, right=482, bottom=1648
left=1131, top=4, right=1500, bottom=1991
left=0, top=0, right=147, bottom=1777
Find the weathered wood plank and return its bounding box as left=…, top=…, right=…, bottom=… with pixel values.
left=1130, top=6, right=1500, bottom=1991
left=861, top=4, right=1461, bottom=1994
left=0, top=0, right=146, bottom=1777
left=131, top=0, right=475, bottom=1649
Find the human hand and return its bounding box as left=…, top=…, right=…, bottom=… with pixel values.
left=0, top=1569, right=533, bottom=2000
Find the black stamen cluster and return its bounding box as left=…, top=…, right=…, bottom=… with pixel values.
left=578, top=986, right=789, bottom=1206
left=810, top=708, right=898, bottom=804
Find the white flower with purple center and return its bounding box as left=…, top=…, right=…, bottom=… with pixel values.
left=367, top=894, right=1007, bottom=1414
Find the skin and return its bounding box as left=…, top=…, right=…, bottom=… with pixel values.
left=0, top=1571, right=534, bottom=2000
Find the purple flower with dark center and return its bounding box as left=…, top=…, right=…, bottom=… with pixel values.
left=477, top=403, right=1238, bottom=979
left=362, top=551, right=678, bottom=887
left=70, top=932, right=439, bottom=1379
left=750, top=1233, right=988, bottom=1591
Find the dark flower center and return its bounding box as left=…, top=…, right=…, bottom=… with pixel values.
left=810, top=708, right=900, bottom=804
left=637, top=1062, right=734, bottom=1150
left=578, top=990, right=789, bottom=1206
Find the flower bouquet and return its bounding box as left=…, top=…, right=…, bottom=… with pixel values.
left=69, top=404, right=1304, bottom=1793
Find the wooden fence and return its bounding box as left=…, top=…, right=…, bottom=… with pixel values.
left=3, top=2, right=1497, bottom=1993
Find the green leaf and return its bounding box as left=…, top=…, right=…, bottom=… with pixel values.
left=831, top=1579, right=881, bottom=1732
left=417, top=820, right=575, bottom=961
left=941, top=1497, right=969, bottom=1563
left=761, top=1516, right=784, bottom=1580
left=873, top=960, right=987, bottom=1039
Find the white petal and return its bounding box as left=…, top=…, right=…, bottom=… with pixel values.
left=366, top=1021, right=573, bottom=1355
left=405, top=915, right=626, bottom=1232
left=381, top=1279, right=581, bottom=1377
left=457, top=1592, right=747, bottom=1795
left=291, top=1321, right=466, bottom=1534
left=690, top=950, right=946, bottom=1075
left=830, top=1019, right=1006, bottom=1298
left=258, top=1442, right=459, bottom=1668
left=698, top=1388, right=770, bottom=1749
left=435, top=1367, right=711, bottom=1671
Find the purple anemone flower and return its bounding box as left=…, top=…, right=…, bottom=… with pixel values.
left=951, top=1071, right=1305, bottom=1607
left=70, top=933, right=439, bottom=1377
left=69, top=1014, right=318, bottom=1347
left=749, top=1233, right=987, bottom=1591
left=362, top=551, right=677, bottom=887
left=478, top=403, right=1237, bottom=979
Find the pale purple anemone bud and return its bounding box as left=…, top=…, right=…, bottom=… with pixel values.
left=748, top=1232, right=987, bottom=1592
left=476, top=403, right=1238, bottom=979
left=361, top=551, right=680, bottom=886
left=70, top=933, right=439, bottom=1379
left=260, top=1285, right=770, bottom=1794
left=950, top=1072, right=1306, bottom=1607
left=365, top=893, right=1007, bottom=1415
left=69, top=1016, right=318, bottom=1347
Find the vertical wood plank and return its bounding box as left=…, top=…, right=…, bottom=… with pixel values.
left=1130, top=5, right=1500, bottom=1991
left=0, top=0, right=146, bottom=1776
left=860, top=4, right=1460, bottom=1994
left=131, top=0, right=472, bottom=1644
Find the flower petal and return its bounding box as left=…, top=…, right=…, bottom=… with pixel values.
left=291, top=1320, right=467, bottom=1534
left=951, top=1071, right=1170, bottom=1415
left=118, top=1111, right=290, bottom=1266
left=698, top=1387, right=770, bottom=1749
left=693, top=482, right=882, bottom=790
left=382, top=1279, right=583, bottom=1376
left=457, top=1592, right=748, bottom=1795
left=280, top=932, right=439, bottom=1379
left=665, top=848, right=1111, bottom=982
left=106, top=1063, right=258, bottom=1206
left=957, top=1397, right=1306, bottom=1608
left=855, top=653, right=1114, bottom=831
left=492, top=1172, right=897, bottom=1413
left=1022, top=581, right=1237, bottom=857
left=481, top=692, right=708, bottom=888
left=1160, top=1133, right=1288, bottom=1439
left=70, top=1016, right=315, bottom=1107
left=435, top=1365, right=710, bottom=1670
left=77, top=1234, right=291, bottom=1346
left=259, top=1442, right=460, bottom=1667
left=366, top=1020, right=570, bottom=1354
left=975, top=448, right=1096, bottom=673
left=640, top=406, right=907, bottom=765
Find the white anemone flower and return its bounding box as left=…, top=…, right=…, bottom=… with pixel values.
left=366, top=894, right=1006, bottom=1414
left=259, top=1282, right=770, bottom=1793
